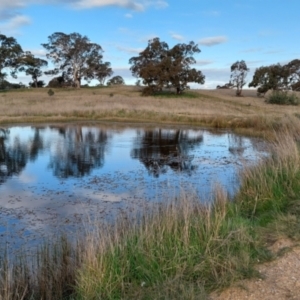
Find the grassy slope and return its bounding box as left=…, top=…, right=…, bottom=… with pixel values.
left=1, top=86, right=299, bottom=137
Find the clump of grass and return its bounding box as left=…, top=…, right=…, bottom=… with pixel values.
left=235, top=132, right=300, bottom=224
left=47, top=89, right=55, bottom=97
left=266, top=91, right=299, bottom=105
left=0, top=236, right=82, bottom=300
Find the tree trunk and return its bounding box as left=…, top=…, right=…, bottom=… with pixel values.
left=236, top=88, right=242, bottom=96
left=73, top=69, right=81, bottom=88
left=75, top=78, right=81, bottom=88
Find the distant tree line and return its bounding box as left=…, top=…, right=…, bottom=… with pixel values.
left=1, top=32, right=300, bottom=98
left=0, top=32, right=118, bottom=89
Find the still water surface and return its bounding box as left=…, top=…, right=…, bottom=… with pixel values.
left=0, top=124, right=267, bottom=252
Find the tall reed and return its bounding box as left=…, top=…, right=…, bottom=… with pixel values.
left=0, top=236, right=81, bottom=300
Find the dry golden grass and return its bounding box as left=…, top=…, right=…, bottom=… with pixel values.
left=1, top=86, right=300, bottom=138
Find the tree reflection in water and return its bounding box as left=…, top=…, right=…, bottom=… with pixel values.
left=228, top=133, right=246, bottom=155
left=0, top=129, right=28, bottom=184
left=48, top=126, right=109, bottom=178
left=131, top=129, right=203, bottom=177
left=0, top=126, right=110, bottom=183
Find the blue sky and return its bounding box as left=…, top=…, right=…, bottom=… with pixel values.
left=0, top=0, right=299, bottom=88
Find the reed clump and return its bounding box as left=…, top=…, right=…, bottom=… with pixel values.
left=0, top=236, right=82, bottom=300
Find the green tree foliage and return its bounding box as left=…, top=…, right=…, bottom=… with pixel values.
left=107, top=75, right=125, bottom=86
left=42, top=32, right=107, bottom=88
left=95, top=62, right=113, bottom=85
left=230, top=60, right=249, bottom=96
left=0, top=34, right=23, bottom=80
left=29, top=80, right=45, bottom=88
left=0, top=79, right=22, bottom=90
left=286, top=59, right=300, bottom=91
left=249, top=60, right=300, bottom=96
left=248, top=64, right=289, bottom=95
left=129, top=38, right=205, bottom=95
left=47, top=73, right=70, bottom=88
left=19, top=52, right=48, bottom=88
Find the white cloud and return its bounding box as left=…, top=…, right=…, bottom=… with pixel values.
left=73, top=0, right=168, bottom=10
left=170, top=32, right=184, bottom=41
left=0, top=15, right=31, bottom=34
left=0, top=0, right=168, bottom=33
left=195, top=60, right=214, bottom=66
left=125, top=13, right=133, bottom=18
left=198, top=36, right=228, bottom=47
left=116, top=45, right=143, bottom=54
left=74, top=0, right=167, bottom=10
left=139, top=34, right=158, bottom=43
left=149, top=0, right=168, bottom=9
left=29, top=49, right=48, bottom=57
left=73, top=0, right=145, bottom=11
left=0, top=1, right=26, bottom=12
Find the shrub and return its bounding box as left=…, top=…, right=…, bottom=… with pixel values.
left=266, top=91, right=299, bottom=105
left=48, top=89, right=55, bottom=96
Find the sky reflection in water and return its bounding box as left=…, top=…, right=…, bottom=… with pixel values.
left=0, top=125, right=267, bottom=252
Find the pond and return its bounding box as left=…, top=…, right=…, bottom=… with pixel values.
left=0, top=124, right=267, bottom=253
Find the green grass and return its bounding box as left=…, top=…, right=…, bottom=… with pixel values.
left=266, top=91, right=300, bottom=105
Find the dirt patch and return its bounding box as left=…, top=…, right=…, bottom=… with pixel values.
left=211, top=240, right=300, bottom=300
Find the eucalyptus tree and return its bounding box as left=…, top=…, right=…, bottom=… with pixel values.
left=107, top=75, right=125, bottom=86
left=286, top=59, right=300, bottom=91
left=129, top=37, right=205, bottom=95
left=95, top=61, right=113, bottom=85
left=229, top=60, right=249, bottom=96
left=20, top=52, right=48, bottom=88
left=0, top=73, right=7, bottom=89
left=29, top=80, right=45, bottom=88
left=0, top=34, right=23, bottom=81
left=249, top=64, right=290, bottom=95
left=42, top=32, right=107, bottom=88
